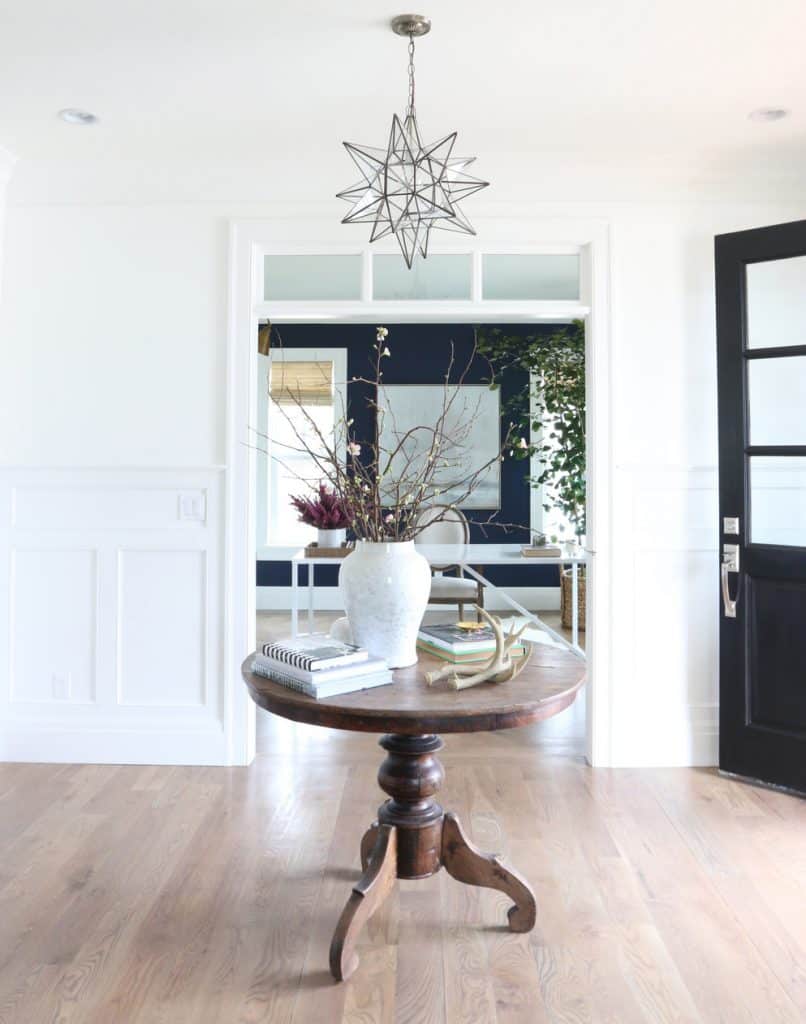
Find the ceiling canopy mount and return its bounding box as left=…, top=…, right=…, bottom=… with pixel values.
left=390, top=14, right=431, bottom=37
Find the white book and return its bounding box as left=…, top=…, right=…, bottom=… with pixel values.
left=252, top=652, right=388, bottom=686
left=250, top=661, right=393, bottom=699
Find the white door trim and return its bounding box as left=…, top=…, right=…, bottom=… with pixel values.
left=225, top=213, right=612, bottom=766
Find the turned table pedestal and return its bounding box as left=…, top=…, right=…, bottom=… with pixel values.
left=242, top=644, right=585, bottom=982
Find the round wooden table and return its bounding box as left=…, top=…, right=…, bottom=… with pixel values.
left=242, top=643, right=585, bottom=982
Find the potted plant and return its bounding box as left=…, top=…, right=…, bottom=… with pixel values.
left=265, top=327, right=513, bottom=667
left=290, top=483, right=352, bottom=548
left=477, top=321, right=586, bottom=629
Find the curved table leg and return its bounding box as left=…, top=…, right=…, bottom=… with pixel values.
left=441, top=812, right=536, bottom=932
left=360, top=821, right=380, bottom=872
left=330, top=824, right=397, bottom=981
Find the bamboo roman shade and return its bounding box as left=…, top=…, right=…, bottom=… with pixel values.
left=269, top=360, right=334, bottom=406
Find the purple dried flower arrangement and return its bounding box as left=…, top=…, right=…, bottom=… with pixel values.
left=289, top=483, right=353, bottom=530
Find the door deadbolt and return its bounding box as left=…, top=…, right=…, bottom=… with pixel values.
left=723, top=516, right=740, bottom=535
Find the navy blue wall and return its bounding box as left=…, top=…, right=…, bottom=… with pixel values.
left=258, top=322, right=562, bottom=589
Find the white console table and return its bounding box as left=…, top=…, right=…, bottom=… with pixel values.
left=267, top=543, right=588, bottom=658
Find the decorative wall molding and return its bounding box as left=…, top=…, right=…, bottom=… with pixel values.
left=0, top=467, right=227, bottom=765
left=611, top=463, right=720, bottom=766
left=116, top=548, right=209, bottom=707
left=9, top=546, right=99, bottom=704
left=12, top=485, right=209, bottom=531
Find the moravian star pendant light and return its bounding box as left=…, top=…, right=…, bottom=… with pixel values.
left=337, top=14, right=489, bottom=269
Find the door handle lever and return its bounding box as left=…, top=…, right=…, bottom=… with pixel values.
left=721, top=545, right=740, bottom=619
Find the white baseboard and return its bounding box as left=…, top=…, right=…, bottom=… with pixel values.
left=609, top=704, right=718, bottom=767
left=0, top=721, right=229, bottom=766
left=256, top=586, right=561, bottom=614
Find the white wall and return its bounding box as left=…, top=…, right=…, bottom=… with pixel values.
left=2, top=193, right=805, bottom=765
left=0, top=147, right=14, bottom=304
left=0, top=205, right=226, bottom=466
left=0, top=203, right=232, bottom=763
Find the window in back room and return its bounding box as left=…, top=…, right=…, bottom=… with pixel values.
left=256, top=341, right=348, bottom=550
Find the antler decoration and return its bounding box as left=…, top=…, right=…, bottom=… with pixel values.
left=425, top=607, right=533, bottom=690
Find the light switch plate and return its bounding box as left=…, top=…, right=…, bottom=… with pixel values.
left=178, top=493, right=206, bottom=522
left=51, top=673, right=71, bottom=700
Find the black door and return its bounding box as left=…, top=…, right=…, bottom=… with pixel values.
left=716, top=219, right=806, bottom=794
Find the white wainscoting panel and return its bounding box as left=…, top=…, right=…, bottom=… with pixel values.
left=12, top=485, right=208, bottom=531
left=609, top=464, right=719, bottom=766
left=11, top=547, right=98, bottom=704
left=117, top=549, right=207, bottom=707
left=0, top=468, right=227, bottom=765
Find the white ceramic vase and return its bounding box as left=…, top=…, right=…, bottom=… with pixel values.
left=317, top=527, right=346, bottom=548
left=338, top=540, right=431, bottom=668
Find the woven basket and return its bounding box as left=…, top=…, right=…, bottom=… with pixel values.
left=560, top=568, right=586, bottom=631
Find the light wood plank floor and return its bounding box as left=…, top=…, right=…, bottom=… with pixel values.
left=2, top=740, right=805, bottom=1023
left=1, top=620, right=804, bottom=1022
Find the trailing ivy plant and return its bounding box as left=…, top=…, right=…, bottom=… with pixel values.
left=476, top=321, right=586, bottom=541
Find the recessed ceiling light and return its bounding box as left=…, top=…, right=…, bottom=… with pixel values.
left=58, top=108, right=98, bottom=126
left=748, top=108, right=789, bottom=123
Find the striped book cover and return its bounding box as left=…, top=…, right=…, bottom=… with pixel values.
left=253, top=652, right=386, bottom=686
left=260, top=634, right=368, bottom=672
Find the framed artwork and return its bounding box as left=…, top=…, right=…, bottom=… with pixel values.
left=377, top=385, right=501, bottom=509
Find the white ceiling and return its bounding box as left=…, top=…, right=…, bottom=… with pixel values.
left=1, top=0, right=805, bottom=202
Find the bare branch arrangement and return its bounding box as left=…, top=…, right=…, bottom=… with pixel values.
left=260, top=326, right=517, bottom=542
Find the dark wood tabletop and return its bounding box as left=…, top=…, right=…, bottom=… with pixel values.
left=241, top=642, right=585, bottom=735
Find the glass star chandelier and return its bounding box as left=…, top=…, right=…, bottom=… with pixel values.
left=337, top=14, right=489, bottom=269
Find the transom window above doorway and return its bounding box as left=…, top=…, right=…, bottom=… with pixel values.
left=262, top=251, right=581, bottom=304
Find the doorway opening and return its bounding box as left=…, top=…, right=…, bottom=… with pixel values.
left=226, top=225, right=612, bottom=767
left=254, top=320, right=588, bottom=755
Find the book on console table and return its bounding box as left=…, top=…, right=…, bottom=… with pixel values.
left=520, top=545, right=563, bottom=557
left=251, top=653, right=392, bottom=699
left=417, top=623, right=514, bottom=655
left=256, top=647, right=380, bottom=686
left=416, top=637, right=524, bottom=664
left=261, top=634, right=368, bottom=672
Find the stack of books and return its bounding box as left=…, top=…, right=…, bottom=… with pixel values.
left=416, top=623, right=525, bottom=664
left=251, top=635, right=392, bottom=699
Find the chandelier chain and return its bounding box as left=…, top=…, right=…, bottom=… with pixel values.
left=406, top=34, right=416, bottom=118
